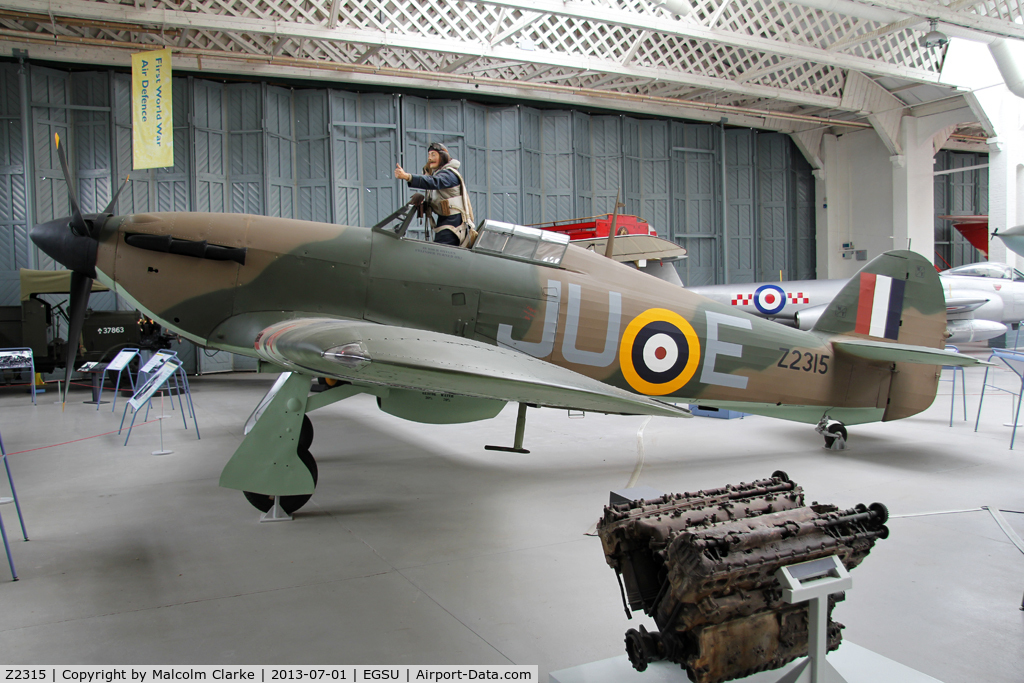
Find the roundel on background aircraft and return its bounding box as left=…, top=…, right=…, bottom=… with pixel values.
left=619, top=308, right=700, bottom=396
left=753, top=284, right=786, bottom=315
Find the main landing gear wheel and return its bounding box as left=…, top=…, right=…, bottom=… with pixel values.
left=243, top=416, right=317, bottom=515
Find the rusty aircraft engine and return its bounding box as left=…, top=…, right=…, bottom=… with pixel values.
left=596, top=472, right=888, bottom=683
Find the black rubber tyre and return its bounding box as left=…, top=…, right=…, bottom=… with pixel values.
left=299, top=415, right=314, bottom=450
left=242, top=442, right=319, bottom=515
left=823, top=422, right=848, bottom=448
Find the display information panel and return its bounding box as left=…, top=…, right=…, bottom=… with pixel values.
left=127, top=361, right=180, bottom=411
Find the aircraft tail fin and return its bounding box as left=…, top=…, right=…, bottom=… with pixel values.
left=811, top=250, right=946, bottom=349
left=812, top=250, right=957, bottom=422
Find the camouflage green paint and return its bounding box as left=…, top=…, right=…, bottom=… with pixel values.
left=94, top=212, right=956, bottom=434
left=218, top=371, right=315, bottom=495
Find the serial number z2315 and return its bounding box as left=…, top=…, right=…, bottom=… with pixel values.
left=777, top=348, right=829, bottom=374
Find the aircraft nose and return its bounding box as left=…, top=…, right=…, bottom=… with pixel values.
left=30, top=217, right=99, bottom=277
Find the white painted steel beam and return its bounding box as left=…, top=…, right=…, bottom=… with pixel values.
left=0, top=0, right=946, bottom=83
left=854, top=0, right=1024, bottom=38
left=0, top=2, right=845, bottom=108
left=472, top=0, right=942, bottom=79
left=0, top=34, right=872, bottom=133
left=487, top=10, right=542, bottom=46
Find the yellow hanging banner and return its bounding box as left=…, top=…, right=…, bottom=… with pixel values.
left=131, top=48, right=173, bottom=169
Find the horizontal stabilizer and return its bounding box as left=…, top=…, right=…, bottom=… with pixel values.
left=833, top=339, right=993, bottom=367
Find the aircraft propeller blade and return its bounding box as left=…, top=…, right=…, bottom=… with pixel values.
left=63, top=270, right=93, bottom=406
left=101, top=174, right=130, bottom=216
left=54, top=133, right=91, bottom=239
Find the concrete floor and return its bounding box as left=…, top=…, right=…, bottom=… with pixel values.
left=0, top=355, right=1021, bottom=682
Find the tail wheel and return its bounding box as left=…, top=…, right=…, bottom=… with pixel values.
left=243, top=416, right=317, bottom=515
left=823, top=422, right=848, bottom=449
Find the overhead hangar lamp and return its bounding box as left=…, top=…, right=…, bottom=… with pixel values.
left=920, top=19, right=949, bottom=49
left=654, top=0, right=689, bottom=16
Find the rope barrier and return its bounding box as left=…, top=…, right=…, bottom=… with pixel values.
left=3, top=417, right=164, bottom=456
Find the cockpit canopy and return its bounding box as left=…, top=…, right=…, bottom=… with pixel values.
left=472, top=220, right=569, bottom=267
left=944, top=262, right=1024, bottom=281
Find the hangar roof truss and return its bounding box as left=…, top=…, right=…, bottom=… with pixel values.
left=0, top=0, right=1014, bottom=144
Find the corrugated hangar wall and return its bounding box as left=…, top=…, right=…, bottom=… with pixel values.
left=0, top=61, right=823, bottom=310
left=934, top=150, right=990, bottom=269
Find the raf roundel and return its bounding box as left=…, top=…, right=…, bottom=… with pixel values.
left=619, top=308, right=701, bottom=396
left=753, top=284, right=786, bottom=315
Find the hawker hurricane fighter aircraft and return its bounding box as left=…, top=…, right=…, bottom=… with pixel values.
left=33, top=136, right=984, bottom=515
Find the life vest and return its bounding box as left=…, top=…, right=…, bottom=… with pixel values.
left=422, top=160, right=475, bottom=246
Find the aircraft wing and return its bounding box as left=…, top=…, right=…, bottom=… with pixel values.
left=572, top=235, right=687, bottom=263
left=254, top=318, right=692, bottom=418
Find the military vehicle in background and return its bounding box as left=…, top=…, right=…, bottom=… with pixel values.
left=597, top=472, right=888, bottom=682
left=0, top=269, right=139, bottom=374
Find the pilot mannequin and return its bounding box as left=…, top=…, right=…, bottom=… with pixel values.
left=395, top=142, right=475, bottom=246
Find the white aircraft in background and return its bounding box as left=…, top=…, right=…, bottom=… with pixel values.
left=688, top=262, right=1024, bottom=344
left=995, top=225, right=1024, bottom=261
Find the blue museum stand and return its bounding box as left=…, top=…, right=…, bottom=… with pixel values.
left=0, top=424, right=28, bottom=581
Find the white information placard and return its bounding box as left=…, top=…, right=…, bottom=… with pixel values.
left=139, top=351, right=175, bottom=373
left=128, top=361, right=179, bottom=411
left=0, top=348, right=33, bottom=370
left=106, top=349, right=138, bottom=373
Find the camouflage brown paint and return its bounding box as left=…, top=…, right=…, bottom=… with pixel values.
left=93, top=213, right=947, bottom=426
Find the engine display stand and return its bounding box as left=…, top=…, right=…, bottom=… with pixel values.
left=549, top=644, right=945, bottom=683
left=552, top=555, right=943, bottom=683
left=774, top=556, right=851, bottom=683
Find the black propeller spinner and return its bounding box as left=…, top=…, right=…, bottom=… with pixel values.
left=30, top=133, right=128, bottom=405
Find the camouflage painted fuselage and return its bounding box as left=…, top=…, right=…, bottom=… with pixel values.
left=95, top=213, right=946, bottom=425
